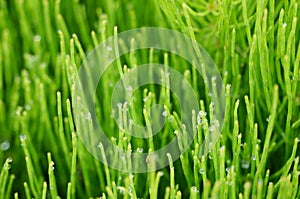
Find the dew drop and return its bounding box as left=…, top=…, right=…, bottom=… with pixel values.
left=226, top=167, right=230, bottom=172
left=107, top=46, right=112, bottom=51
left=137, top=148, right=143, bottom=153
left=197, top=119, right=202, bottom=125
left=50, top=161, right=55, bottom=171
left=143, top=96, right=149, bottom=102
left=238, top=134, right=242, bottom=139
left=126, top=85, right=132, bottom=94
left=111, top=137, right=117, bottom=143
left=226, top=181, right=232, bottom=186
left=130, top=173, right=134, bottom=179
left=191, top=186, right=199, bottom=192
left=84, top=112, right=91, bottom=120
left=20, top=134, right=26, bottom=141
left=198, top=111, right=207, bottom=117
left=251, top=155, right=257, bottom=161
left=209, top=125, right=216, bottom=132
left=158, top=171, right=164, bottom=176
left=282, top=22, right=287, bottom=27
left=7, top=157, right=13, bottom=163
left=162, top=111, right=167, bottom=117
left=15, top=110, right=21, bottom=115
left=0, top=141, right=10, bottom=151
left=117, top=186, right=125, bottom=195
left=241, top=160, right=250, bottom=169
left=25, top=105, right=31, bottom=110
left=197, top=118, right=202, bottom=125
left=33, top=35, right=41, bottom=42
left=199, top=169, right=204, bottom=174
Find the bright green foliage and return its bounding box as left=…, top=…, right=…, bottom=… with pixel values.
left=0, top=0, right=299, bottom=198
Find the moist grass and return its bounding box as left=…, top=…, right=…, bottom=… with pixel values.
left=0, top=0, right=299, bottom=198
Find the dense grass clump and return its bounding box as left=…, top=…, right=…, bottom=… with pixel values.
left=0, top=0, right=299, bottom=198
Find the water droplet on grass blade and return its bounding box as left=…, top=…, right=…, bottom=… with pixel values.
left=49, top=161, right=55, bottom=171
left=33, top=35, right=41, bottom=42
left=25, top=105, right=31, bottom=110
left=20, top=134, right=26, bottom=141
left=126, top=85, right=132, bottom=95
left=137, top=148, right=143, bottom=153
left=15, top=110, right=21, bottom=115
left=130, top=173, right=134, bottom=179
left=198, top=110, right=207, bottom=117
left=226, top=181, right=232, bottom=186
left=162, top=111, right=167, bottom=117
left=143, top=96, right=149, bottom=101
left=241, top=160, right=250, bottom=169
left=106, top=46, right=112, bottom=51
left=117, top=103, right=123, bottom=108
left=282, top=22, right=287, bottom=27
left=1, top=141, right=10, bottom=151
left=199, top=169, right=204, bottom=174
left=197, top=118, right=202, bottom=125
left=117, top=186, right=125, bottom=195
left=209, top=125, right=216, bottom=132
left=158, top=171, right=164, bottom=176
left=191, top=186, right=199, bottom=192
left=84, top=112, right=91, bottom=120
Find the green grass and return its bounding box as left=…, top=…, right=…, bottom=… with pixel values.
left=0, top=0, right=299, bottom=198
